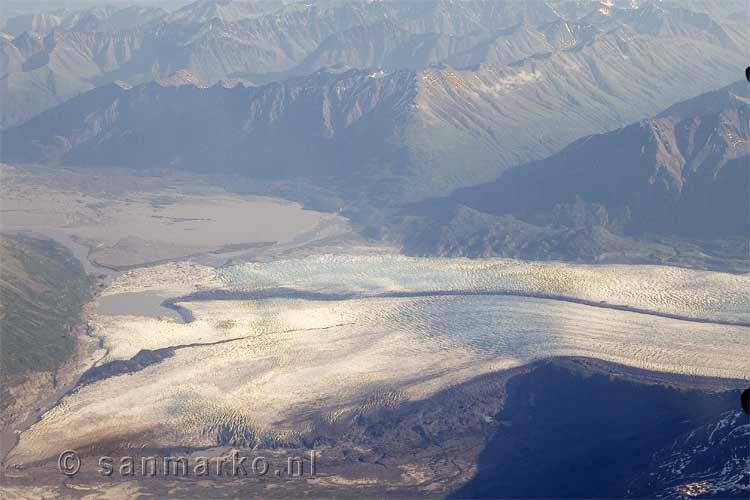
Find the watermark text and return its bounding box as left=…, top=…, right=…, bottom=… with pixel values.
left=58, top=449, right=316, bottom=478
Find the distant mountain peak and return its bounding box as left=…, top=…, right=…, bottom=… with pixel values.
left=168, top=0, right=285, bottom=25
left=218, top=79, right=244, bottom=89
left=157, top=70, right=209, bottom=88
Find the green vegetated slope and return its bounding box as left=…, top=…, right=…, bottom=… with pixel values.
left=0, top=234, right=91, bottom=406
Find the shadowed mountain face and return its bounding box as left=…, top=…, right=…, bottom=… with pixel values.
left=0, top=69, right=422, bottom=194
left=401, top=82, right=749, bottom=269
left=452, top=361, right=744, bottom=499
left=0, top=0, right=746, bottom=129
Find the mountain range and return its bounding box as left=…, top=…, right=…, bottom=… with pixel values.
left=0, top=0, right=746, bottom=129
left=3, top=2, right=748, bottom=201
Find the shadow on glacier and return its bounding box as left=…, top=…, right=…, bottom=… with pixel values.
left=450, top=361, right=741, bottom=498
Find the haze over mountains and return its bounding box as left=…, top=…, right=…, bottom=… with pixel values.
left=0, top=0, right=746, bottom=130
left=1, top=5, right=168, bottom=37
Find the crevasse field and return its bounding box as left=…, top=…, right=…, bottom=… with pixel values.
left=9, top=254, right=750, bottom=464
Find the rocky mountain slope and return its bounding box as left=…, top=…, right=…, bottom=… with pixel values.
left=401, top=81, right=749, bottom=270
left=629, top=410, right=749, bottom=499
